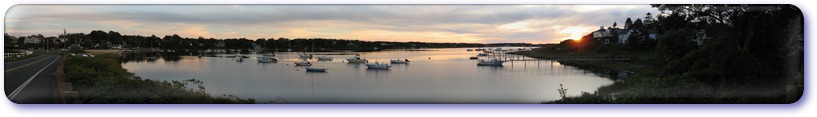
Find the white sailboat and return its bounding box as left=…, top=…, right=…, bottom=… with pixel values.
left=294, top=61, right=312, bottom=66
left=346, top=54, right=368, bottom=63
left=257, top=55, right=277, bottom=63
left=390, top=59, right=410, bottom=64
left=299, top=52, right=313, bottom=58
left=477, top=58, right=505, bottom=66
left=366, top=62, right=390, bottom=69
left=235, top=54, right=244, bottom=62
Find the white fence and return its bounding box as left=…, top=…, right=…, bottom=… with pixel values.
left=4, top=50, right=33, bottom=59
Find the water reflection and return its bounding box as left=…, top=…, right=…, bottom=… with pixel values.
left=122, top=47, right=623, bottom=103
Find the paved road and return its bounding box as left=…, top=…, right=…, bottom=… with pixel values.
left=4, top=54, right=63, bottom=104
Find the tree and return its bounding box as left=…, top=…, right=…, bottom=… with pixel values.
left=612, top=22, right=618, bottom=29
left=655, top=4, right=803, bottom=95
left=4, top=33, right=15, bottom=48
left=644, top=12, right=655, bottom=25
left=88, top=30, right=108, bottom=41
left=632, top=18, right=644, bottom=29
left=655, top=29, right=697, bottom=62
left=624, top=17, right=633, bottom=29
left=108, top=31, right=123, bottom=44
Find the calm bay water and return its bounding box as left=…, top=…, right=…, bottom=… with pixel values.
left=121, top=47, right=616, bottom=103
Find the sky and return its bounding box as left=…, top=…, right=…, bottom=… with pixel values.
left=4, top=5, right=659, bottom=44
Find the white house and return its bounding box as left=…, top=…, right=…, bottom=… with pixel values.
left=616, top=29, right=633, bottom=44
left=24, top=36, right=42, bottom=44
left=592, top=26, right=612, bottom=38
left=615, top=29, right=658, bottom=44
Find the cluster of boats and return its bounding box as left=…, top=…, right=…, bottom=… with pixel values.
left=226, top=48, right=510, bottom=72
left=235, top=53, right=413, bottom=72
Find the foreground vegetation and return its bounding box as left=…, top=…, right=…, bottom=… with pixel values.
left=64, top=54, right=255, bottom=104
left=520, top=5, right=803, bottom=104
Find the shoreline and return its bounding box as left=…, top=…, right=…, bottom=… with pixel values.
left=508, top=50, right=662, bottom=103
left=507, top=51, right=660, bottom=77
left=62, top=53, right=256, bottom=104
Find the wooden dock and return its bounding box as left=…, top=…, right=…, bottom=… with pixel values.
left=492, top=53, right=632, bottom=61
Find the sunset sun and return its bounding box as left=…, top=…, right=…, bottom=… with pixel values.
left=559, top=26, right=591, bottom=40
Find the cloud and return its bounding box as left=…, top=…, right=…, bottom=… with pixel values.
left=4, top=5, right=659, bottom=44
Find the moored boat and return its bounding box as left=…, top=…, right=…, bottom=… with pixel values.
left=305, top=67, right=327, bottom=72
left=299, top=52, right=313, bottom=58
left=295, top=61, right=312, bottom=66
left=317, top=56, right=333, bottom=60
left=477, top=58, right=505, bottom=66
left=346, top=55, right=368, bottom=63
left=145, top=56, right=158, bottom=61
left=257, top=55, right=277, bottom=63
left=235, top=54, right=244, bottom=62
left=390, top=59, right=410, bottom=64
left=366, top=62, right=391, bottom=69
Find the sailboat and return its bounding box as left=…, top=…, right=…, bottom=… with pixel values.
left=346, top=54, right=368, bottom=63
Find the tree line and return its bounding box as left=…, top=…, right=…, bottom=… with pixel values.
left=5, top=31, right=536, bottom=51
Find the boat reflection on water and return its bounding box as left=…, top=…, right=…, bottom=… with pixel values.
left=122, top=47, right=621, bottom=103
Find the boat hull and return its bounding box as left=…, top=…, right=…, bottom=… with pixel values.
left=390, top=60, right=408, bottom=64
left=366, top=64, right=390, bottom=69
left=477, top=61, right=504, bottom=66
left=258, top=59, right=276, bottom=63
left=305, top=67, right=327, bottom=72
left=295, top=62, right=311, bottom=66
left=347, top=59, right=368, bottom=63
left=317, top=56, right=333, bottom=60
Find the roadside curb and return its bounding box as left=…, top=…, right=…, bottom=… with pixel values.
left=54, top=54, right=68, bottom=104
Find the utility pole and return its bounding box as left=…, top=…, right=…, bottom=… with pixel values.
left=63, top=29, right=67, bottom=51
left=45, top=34, right=49, bottom=52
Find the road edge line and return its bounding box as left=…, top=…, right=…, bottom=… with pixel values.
left=7, top=55, right=61, bottom=102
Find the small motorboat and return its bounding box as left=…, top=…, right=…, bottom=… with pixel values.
left=366, top=62, right=390, bottom=69
left=466, top=49, right=474, bottom=51
left=390, top=59, right=410, bottom=64
left=299, top=53, right=313, bottom=58
left=235, top=54, right=244, bottom=62
left=145, top=56, right=159, bottom=61
left=305, top=67, right=327, bottom=72
left=317, top=56, right=333, bottom=60
left=295, top=61, right=312, bottom=66
left=257, top=55, right=277, bottom=63
left=469, top=56, right=479, bottom=59
left=477, top=58, right=505, bottom=66
left=478, top=53, right=488, bottom=56
left=346, top=55, right=368, bottom=63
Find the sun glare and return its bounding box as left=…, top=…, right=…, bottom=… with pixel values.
left=559, top=26, right=590, bottom=40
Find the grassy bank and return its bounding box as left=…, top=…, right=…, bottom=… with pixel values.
left=510, top=50, right=662, bottom=103
left=512, top=49, right=789, bottom=104
left=510, top=50, right=662, bottom=77
left=63, top=53, right=255, bottom=104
